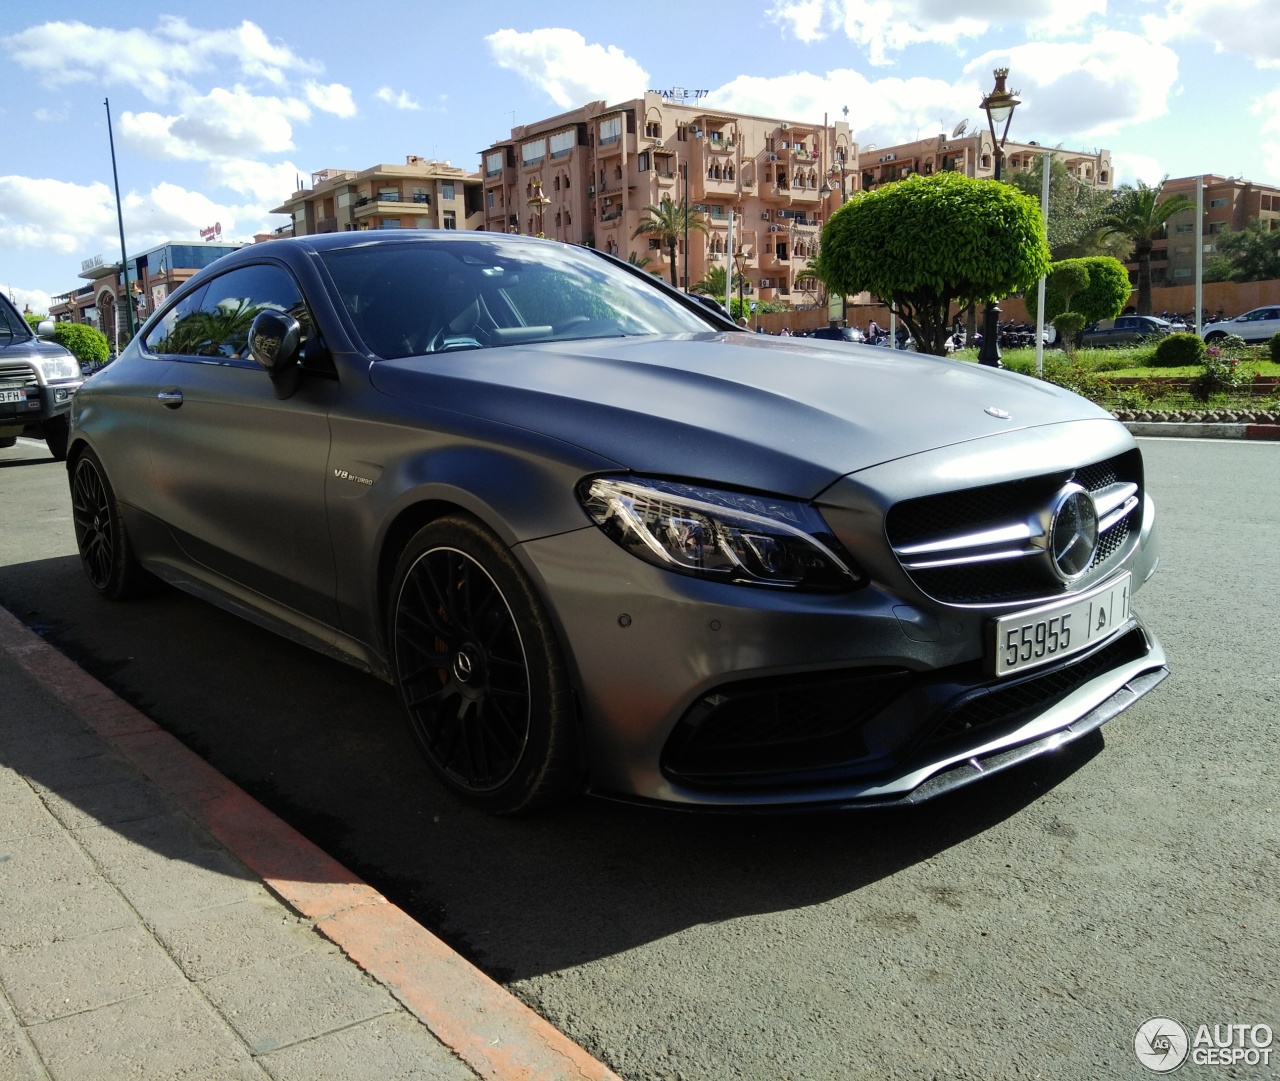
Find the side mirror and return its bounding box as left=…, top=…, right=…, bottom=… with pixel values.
left=248, top=310, right=302, bottom=373
left=36, top=319, right=55, bottom=339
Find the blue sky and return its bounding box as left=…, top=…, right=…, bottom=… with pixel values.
left=3, top=0, right=1278, bottom=311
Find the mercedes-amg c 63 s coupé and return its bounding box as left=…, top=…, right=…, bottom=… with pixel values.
left=68, top=232, right=1167, bottom=813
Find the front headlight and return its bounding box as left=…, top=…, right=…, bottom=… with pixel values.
left=579, top=475, right=864, bottom=591
left=32, top=353, right=82, bottom=384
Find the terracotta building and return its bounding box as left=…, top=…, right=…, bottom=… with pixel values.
left=271, top=156, right=484, bottom=236
left=856, top=129, right=1112, bottom=191
left=478, top=93, right=855, bottom=305
left=1144, top=174, right=1280, bottom=287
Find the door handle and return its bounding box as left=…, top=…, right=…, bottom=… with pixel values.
left=157, top=388, right=183, bottom=409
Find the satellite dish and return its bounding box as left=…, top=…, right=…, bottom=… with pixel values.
left=951, top=119, right=969, bottom=138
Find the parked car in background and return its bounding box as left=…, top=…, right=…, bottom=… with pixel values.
left=68, top=232, right=1167, bottom=815
left=0, top=293, right=83, bottom=459
left=1080, top=315, right=1173, bottom=348
left=1200, top=306, right=1280, bottom=344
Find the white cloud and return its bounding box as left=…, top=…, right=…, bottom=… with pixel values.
left=962, top=32, right=1180, bottom=139
left=1144, top=0, right=1280, bottom=69
left=1111, top=152, right=1168, bottom=187
left=205, top=160, right=304, bottom=205
left=1, top=17, right=313, bottom=102
left=706, top=68, right=980, bottom=150
left=4, top=286, right=55, bottom=316
left=376, top=87, right=422, bottom=111
left=485, top=28, right=648, bottom=109
left=768, top=0, right=1106, bottom=63
left=305, top=80, right=356, bottom=118
left=1253, top=87, right=1280, bottom=179
left=34, top=107, right=69, bottom=122
left=121, top=87, right=311, bottom=161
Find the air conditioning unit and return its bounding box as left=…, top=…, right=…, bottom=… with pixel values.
left=767, top=153, right=778, bottom=161
left=760, top=278, right=773, bottom=287
left=654, top=139, right=664, bottom=147
left=780, top=123, right=791, bottom=130
left=587, top=185, right=596, bottom=195
left=760, top=211, right=771, bottom=221
left=769, top=225, right=780, bottom=232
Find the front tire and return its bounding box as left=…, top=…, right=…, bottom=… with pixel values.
left=388, top=516, right=581, bottom=814
left=70, top=448, right=153, bottom=600
left=44, top=415, right=69, bottom=461
left=1204, top=331, right=1227, bottom=344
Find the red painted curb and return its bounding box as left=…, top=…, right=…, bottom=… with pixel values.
left=0, top=604, right=620, bottom=1081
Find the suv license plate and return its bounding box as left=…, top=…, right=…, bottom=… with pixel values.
left=991, top=572, right=1132, bottom=678
left=0, top=389, right=26, bottom=404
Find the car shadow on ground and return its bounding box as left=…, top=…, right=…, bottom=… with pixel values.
left=1, top=554, right=1101, bottom=984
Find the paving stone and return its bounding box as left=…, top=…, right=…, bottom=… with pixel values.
left=0, top=778, right=59, bottom=843
left=35, top=776, right=173, bottom=832
left=152, top=893, right=320, bottom=983
left=0, top=830, right=132, bottom=948
left=0, top=990, right=47, bottom=1081
left=0, top=923, right=181, bottom=1025
left=75, top=811, right=259, bottom=922
left=259, top=1010, right=476, bottom=1081
left=1, top=728, right=105, bottom=770
left=202, top=944, right=397, bottom=1054
left=25, top=982, right=267, bottom=1081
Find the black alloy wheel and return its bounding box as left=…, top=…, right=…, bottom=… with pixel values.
left=389, top=516, right=580, bottom=814
left=70, top=449, right=151, bottom=600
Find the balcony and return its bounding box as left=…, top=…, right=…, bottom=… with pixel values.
left=791, top=185, right=821, bottom=203
left=316, top=216, right=338, bottom=234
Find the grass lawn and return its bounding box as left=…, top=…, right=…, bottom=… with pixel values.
left=952, top=346, right=1280, bottom=379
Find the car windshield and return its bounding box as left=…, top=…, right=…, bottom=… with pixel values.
left=319, top=236, right=716, bottom=360
left=0, top=292, right=33, bottom=341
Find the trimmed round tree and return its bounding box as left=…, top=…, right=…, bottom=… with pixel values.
left=1025, top=256, right=1131, bottom=327
left=813, top=171, right=1049, bottom=356
left=52, top=322, right=109, bottom=367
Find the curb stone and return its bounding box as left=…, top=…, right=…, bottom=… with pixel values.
left=0, top=604, right=621, bottom=1081
left=1121, top=421, right=1280, bottom=440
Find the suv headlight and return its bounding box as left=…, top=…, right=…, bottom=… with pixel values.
left=579, top=476, right=864, bottom=591
left=31, top=353, right=83, bottom=384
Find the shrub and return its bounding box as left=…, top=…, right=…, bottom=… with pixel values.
left=1152, top=332, right=1206, bottom=368
left=1040, top=356, right=1112, bottom=405
left=1271, top=331, right=1280, bottom=362
left=51, top=322, right=109, bottom=366
left=1189, top=353, right=1254, bottom=402
left=1052, top=312, right=1086, bottom=353
left=1025, top=256, right=1131, bottom=326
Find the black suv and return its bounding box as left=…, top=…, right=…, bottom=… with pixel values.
left=0, top=293, right=84, bottom=460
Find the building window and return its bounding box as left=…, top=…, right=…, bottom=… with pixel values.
left=1173, top=269, right=1192, bottom=278
left=442, top=182, right=455, bottom=201
left=443, top=211, right=457, bottom=229
left=599, top=116, right=622, bottom=145
left=379, top=188, right=400, bottom=202
left=487, top=190, right=495, bottom=209
left=638, top=151, right=650, bottom=172
left=550, top=130, right=575, bottom=158
left=1207, top=221, right=1224, bottom=234
left=521, top=139, right=545, bottom=166
left=486, top=151, right=504, bottom=177
left=1209, top=197, right=1229, bottom=208
left=1175, top=222, right=1195, bottom=233
left=645, top=122, right=661, bottom=138
left=381, top=218, right=401, bottom=229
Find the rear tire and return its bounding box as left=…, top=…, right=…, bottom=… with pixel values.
left=1204, top=331, right=1227, bottom=344
left=0, top=435, right=16, bottom=449
left=388, top=515, right=581, bottom=814
left=70, top=448, right=153, bottom=600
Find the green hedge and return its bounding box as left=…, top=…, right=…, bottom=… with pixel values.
left=1152, top=333, right=1206, bottom=368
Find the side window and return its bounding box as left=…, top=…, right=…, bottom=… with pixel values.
left=149, top=264, right=308, bottom=361
left=144, top=283, right=209, bottom=354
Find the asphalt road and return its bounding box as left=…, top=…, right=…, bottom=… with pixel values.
left=2, top=434, right=1277, bottom=1080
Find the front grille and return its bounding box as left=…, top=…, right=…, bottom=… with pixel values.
left=886, top=449, right=1143, bottom=606
left=661, top=667, right=912, bottom=783
left=0, top=360, right=37, bottom=384
left=920, top=627, right=1149, bottom=749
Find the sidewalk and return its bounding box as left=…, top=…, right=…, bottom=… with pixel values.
left=0, top=605, right=618, bottom=1081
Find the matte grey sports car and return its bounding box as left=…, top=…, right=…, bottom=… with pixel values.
left=68, top=232, right=1167, bottom=813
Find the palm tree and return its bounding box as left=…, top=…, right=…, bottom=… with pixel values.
left=626, top=251, right=661, bottom=276
left=631, top=197, right=708, bottom=289
left=691, top=263, right=742, bottom=301
left=1100, top=177, right=1195, bottom=315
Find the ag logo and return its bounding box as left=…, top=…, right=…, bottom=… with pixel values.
left=1135, top=1017, right=1189, bottom=1073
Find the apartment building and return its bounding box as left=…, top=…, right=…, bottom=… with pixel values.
left=479, top=93, right=855, bottom=305
left=49, top=240, right=245, bottom=348
left=1147, top=174, right=1280, bottom=286
left=271, top=156, right=485, bottom=236
left=857, top=129, right=1112, bottom=190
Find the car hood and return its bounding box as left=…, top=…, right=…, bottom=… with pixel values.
left=369, top=332, right=1112, bottom=498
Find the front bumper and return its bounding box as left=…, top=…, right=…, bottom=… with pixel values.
left=515, top=489, right=1164, bottom=808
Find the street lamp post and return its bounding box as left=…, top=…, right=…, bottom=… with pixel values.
left=527, top=178, right=551, bottom=237
left=977, top=68, right=1020, bottom=367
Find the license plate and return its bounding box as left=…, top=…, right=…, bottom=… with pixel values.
left=0, top=389, right=26, bottom=404
left=991, top=572, right=1132, bottom=677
